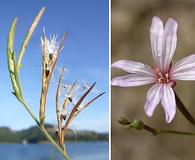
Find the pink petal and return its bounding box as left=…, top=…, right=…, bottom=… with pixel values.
left=111, top=74, right=155, bottom=87
left=144, top=83, right=162, bottom=117
left=150, top=16, right=164, bottom=71
left=164, top=18, right=178, bottom=72
left=161, top=84, right=176, bottom=123
left=111, top=60, right=154, bottom=76
left=172, top=54, right=195, bottom=80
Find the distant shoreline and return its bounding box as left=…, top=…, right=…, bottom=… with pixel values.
left=0, top=124, right=108, bottom=143
left=0, top=141, right=109, bottom=144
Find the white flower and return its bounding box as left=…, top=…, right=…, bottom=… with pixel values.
left=112, top=16, right=195, bottom=123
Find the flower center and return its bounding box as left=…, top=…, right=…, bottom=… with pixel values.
left=154, top=68, right=176, bottom=87
left=157, top=71, right=169, bottom=83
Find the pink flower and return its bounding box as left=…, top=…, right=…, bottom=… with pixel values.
left=112, top=16, right=195, bottom=123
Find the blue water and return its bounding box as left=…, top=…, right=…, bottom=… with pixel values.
left=0, top=142, right=108, bottom=160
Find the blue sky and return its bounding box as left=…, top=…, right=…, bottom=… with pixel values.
left=0, top=0, right=109, bottom=132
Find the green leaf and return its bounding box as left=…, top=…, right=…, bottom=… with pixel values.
left=16, top=7, right=45, bottom=70
left=7, top=18, right=21, bottom=99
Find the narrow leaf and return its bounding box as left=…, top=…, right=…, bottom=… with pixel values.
left=17, top=7, right=45, bottom=69
left=7, top=18, right=21, bottom=98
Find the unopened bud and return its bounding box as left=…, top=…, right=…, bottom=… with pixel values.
left=118, top=117, right=130, bottom=125
left=130, top=119, right=144, bottom=130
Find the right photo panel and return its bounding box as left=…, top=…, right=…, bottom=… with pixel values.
left=111, top=0, right=195, bottom=160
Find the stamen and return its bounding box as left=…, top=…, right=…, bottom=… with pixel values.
left=154, top=68, right=173, bottom=84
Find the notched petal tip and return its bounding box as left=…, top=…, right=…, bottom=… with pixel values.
left=165, top=18, right=178, bottom=34
left=145, top=100, right=155, bottom=117
left=167, top=18, right=178, bottom=27
left=165, top=109, right=176, bottom=123
left=150, top=16, right=163, bottom=31
left=111, top=78, right=118, bottom=86
left=145, top=105, right=154, bottom=117
left=161, top=85, right=176, bottom=123
left=111, top=77, right=128, bottom=87
left=111, top=77, right=129, bottom=87
left=152, top=16, right=162, bottom=23
left=111, top=60, right=123, bottom=68
left=144, top=84, right=162, bottom=118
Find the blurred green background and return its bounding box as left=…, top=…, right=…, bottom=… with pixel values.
left=111, top=0, right=195, bottom=160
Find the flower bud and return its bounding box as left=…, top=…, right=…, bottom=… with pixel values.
left=118, top=117, right=130, bottom=125
left=130, top=118, right=144, bottom=130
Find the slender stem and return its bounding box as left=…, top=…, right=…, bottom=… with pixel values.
left=119, top=117, right=195, bottom=136
left=39, top=29, right=47, bottom=123
left=40, top=127, right=70, bottom=160
left=20, top=100, right=70, bottom=160
left=56, top=67, right=64, bottom=148
left=154, top=128, right=195, bottom=136
left=144, top=124, right=195, bottom=136
left=39, top=33, right=67, bottom=122
left=174, top=91, right=195, bottom=126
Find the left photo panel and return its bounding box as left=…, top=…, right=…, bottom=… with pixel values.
left=0, top=0, right=109, bottom=160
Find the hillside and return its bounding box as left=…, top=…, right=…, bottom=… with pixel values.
left=0, top=124, right=108, bottom=143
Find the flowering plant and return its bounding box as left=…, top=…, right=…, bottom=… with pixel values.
left=7, top=7, right=104, bottom=159
left=112, top=16, right=195, bottom=136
